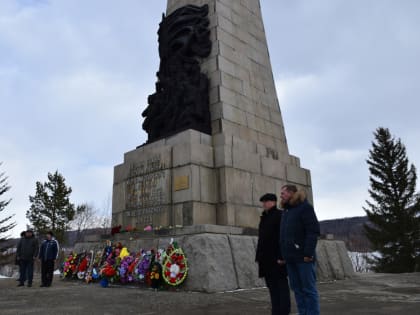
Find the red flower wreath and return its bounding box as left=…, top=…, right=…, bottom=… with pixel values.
left=162, top=244, right=188, bottom=286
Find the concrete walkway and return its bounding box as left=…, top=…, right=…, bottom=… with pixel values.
left=0, top=273, right=419, bottom=314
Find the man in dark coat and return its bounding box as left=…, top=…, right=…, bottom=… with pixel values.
left=280, top=185, right=321, bottom=315
left=16, top=230, right=39, bottom=287
left=38, top=231, right=59, bottom=287
left=15, top=231, right=26, bottom=281
left=256, top=193, right=290, bottom=315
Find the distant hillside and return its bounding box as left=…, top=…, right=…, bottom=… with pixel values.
left=320, top=216, right=372, bottom=251
left=0, top=228, right=107, bottom=252
left=2, top=217, right=373, bottom=253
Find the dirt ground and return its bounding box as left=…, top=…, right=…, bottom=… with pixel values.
left=0, top=273, right=419, bottom=315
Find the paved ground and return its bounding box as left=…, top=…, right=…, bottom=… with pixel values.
left=0, top=273, right=419, bottom=314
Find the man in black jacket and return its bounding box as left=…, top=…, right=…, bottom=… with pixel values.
left=256, top=193, right=290, bottom=315
left=15, top=231, right=26, bottom=282
left=16, top=230, right=39, bottom=287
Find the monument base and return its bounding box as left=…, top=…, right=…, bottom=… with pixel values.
left=112, top=129, right=312, bottom=231
left=76, top=226, right=354, bottom=292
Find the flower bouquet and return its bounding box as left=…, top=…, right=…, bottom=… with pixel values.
left=77, top=252, right=90, bottom=280
left=119, top=254, right=135, bottom=284
left=111, top=225, right=122, bottom=236
left=135, top=250, right=152, bottom=282
left=63, top=252, right=78, bottom=279
left=149, top=261, right=162, bottom=289
left=99, top=264, right=117, bottom=288
left=98, top=244, right=121, bottom=287
left=85, top=250, right=100, bottom=283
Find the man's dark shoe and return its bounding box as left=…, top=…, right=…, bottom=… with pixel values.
left=17, top=283, right=24, bottom=287
left=40, top=284, right=46, bottom=287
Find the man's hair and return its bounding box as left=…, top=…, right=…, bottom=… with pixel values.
left=47, top=231, right=54, bottom=237
left=281, top=184, right=298, bottom=193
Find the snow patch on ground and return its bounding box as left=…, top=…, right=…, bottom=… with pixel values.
left=348, top=251, right=379, bottom=272
left=0, top=275, right=11, bottom=279
left=218, top=287, right=267, bottom=294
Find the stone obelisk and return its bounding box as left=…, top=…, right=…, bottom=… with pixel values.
left=112, top=0, right=311, bottom=231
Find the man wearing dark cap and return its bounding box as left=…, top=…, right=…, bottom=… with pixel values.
left=16, top=230, right=39, bottom=287
left=38, top=231, right=59, bottom=287
left=256, top=193, right=290, bottom=315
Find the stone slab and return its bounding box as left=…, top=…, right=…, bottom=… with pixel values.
left=182, top=233, right=239, bottom=292
left=335, top=240, right=356, bottom=278
left=172, top=142, right=214, bottom=168
left=228, top=235, right=262, bottom=288
left=316, top=240, right=355, bottom=281
left=74, top=235, right=354, bottom=293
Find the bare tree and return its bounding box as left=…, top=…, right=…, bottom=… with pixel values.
left=98, top=194, right=112, bottom=233
left=70, top=196, right=112, bottom=242
left=71, top=203, right=97, bottom=243
left=349, top=251, right=373, bottom=273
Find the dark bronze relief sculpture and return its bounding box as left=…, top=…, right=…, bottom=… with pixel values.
left=142, top=4, right=213, bottom=143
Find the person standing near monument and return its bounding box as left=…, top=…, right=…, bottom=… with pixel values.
left=15, top=231, right=26, bottom=281
left=38, top=231, right=59, bottom=287
left=279, top=185, right=320, bottom=315
left=16, top=230, right=39, bottom=287
left=256, top=193, right=291, bottom=315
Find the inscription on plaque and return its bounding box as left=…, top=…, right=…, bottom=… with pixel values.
left=128, top=155, right=166, bottom=177
left=124, top=154, right=171, bottom=226
left=126, top=171, right=166, bottom=209
left=174, top=175, right=189, bottom=191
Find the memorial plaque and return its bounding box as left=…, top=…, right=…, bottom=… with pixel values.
left=174, top=175, right=189, bottom=191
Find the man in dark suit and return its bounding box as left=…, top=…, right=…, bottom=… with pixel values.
left=256, top=193, right=291, bottom=315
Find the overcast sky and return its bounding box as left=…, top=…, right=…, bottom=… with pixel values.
left=1, top=0, right=419, bottom=237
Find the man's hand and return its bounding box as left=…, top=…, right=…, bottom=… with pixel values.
left=277, top=259, right=286, bottom=265
left=303, top=256, right=313, bottom=263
